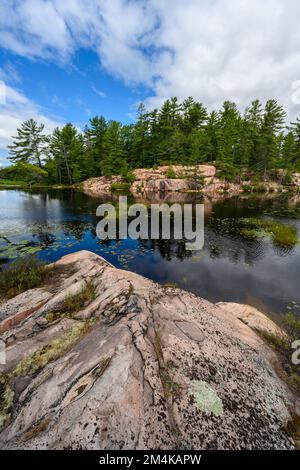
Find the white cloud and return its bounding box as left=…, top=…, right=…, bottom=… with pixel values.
left=1, top=0, right=300, bottom=119
left=0, top=80, right=63, bottom=161
left=92, top=86, right=106, bottom=98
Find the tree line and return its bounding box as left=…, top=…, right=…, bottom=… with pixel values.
left=2, top=97, right=300, bottom=185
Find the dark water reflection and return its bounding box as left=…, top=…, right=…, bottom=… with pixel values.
left=1, top=188, right=300, bottom=316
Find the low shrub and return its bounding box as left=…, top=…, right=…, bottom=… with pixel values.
left=258, top=309, right=300, bottom=394
left=0, top=257, right=49, bottom=300
left=111, top=182, right=131, bottom=191
left=60, top=280, right=96, bottom=315
left=166, top=166, right=177, bottom=179
left=216, top=162, right=239, bottom=182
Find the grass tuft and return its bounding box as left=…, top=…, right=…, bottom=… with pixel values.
left=0, top=256, right=51, bottom=301
left=60, top=281, right=96, bottom=315
left=258, top=311, right=300, bottom=394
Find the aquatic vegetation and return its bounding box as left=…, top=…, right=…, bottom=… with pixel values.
left=190, top=380, right=223, bottom=417
left=0, top=238, right=42, bottom=261
left=240, top=218, right=298, bottom=247
left=0, top=256, right=51, bottom=300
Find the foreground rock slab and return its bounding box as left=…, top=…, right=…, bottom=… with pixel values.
left=0, top=251, right=298, bottom=449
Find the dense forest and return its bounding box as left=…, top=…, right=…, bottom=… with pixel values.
left=1, top=97, right=300, bottom=186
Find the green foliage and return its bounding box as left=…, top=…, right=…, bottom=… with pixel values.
left=258, top=309, right=300, bottom=394
left=0, top=163, right=48, bottom=185
left=4, top=97, right=300, bottom=186
left=122, top=170, right=135, bottom=184
left=8, top=119, right=48, bottom=168
left=216, top=161, right=239, bottom=182
left=166, top=166, right=177, bottom=179
left=0, top=257, right=49, bottom=300
left=47, top=123, right=84, bottom=185
left=60, top=281, right=96, bottom=315
left=0, top=179, right=27, bottom=186
left=111, top=182, right=131, bottom=191
left=240, top=218, right=298, bottom=247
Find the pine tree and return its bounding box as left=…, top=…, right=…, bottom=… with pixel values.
left=133, top=104, right=151, bottom=168
left=49, top=124, right=83, bottom=185
left=259, top=100, right=286, bottom=177
left=181, top=97, right=208, bottom=134
left=157, top=98, right=182, bottom=163
left=8, top=119, right=48, bottom=168
left=217, top=102, right=241, bottom=165
left=288, top=117, right=300, bottom=168
left=84, top=116, right=107, bottom=176
left=242, top=99, right=263, bottom=168
left=5, top=96, right=300, bottom=185
left=205, top=111, right=220, bottom=162
left=102, top=121, right=128, bottom=176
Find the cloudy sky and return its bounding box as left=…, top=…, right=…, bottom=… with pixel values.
left=1, top=0, right=300, bottom=165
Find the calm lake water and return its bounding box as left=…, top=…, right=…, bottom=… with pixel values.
left=1, top=188, right=300, bottom=316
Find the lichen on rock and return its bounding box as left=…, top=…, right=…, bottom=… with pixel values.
left=190, top=380, right=224, bottom=417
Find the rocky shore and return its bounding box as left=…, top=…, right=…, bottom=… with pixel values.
left=82, top=165, right=300, bottom=199
left=0, top=250, right=299, bottom=450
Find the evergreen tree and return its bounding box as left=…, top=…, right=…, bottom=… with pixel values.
left=205, top=111, right=220, bottom=162
left=288, top=117, right=300, bottom=168
left=48, top=124, right=83, bottom=185
left=84, top=116, right=107, bottom=176
left=157, top=97, right=182, bottom=163
left=8, top=119, right=48, bottom=168
left=181, top=97, right=208, bottom=134
left=133, top=104, right=151, bottom=168
left=259, top=100, right=286, bottom=176
left=242, top=99, right=263, bottom=168
left=102, top=121, right=128, bottom=176
left=5, top=97, right=300, bottom=185
left=217, top=102, right=241, bottom=165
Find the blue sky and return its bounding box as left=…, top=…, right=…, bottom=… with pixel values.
left=0, top=46, right=151, bottom=165
left=1, top=0, right=300, bottom=166
left=1, top=47, right=149, bottom=124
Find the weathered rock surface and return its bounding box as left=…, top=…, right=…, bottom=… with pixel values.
left=131, top=177, right=194, bottom=194
left=132, top=164, right=216, bottom=182
left=292, top=173, right=300, bottom=188
left=0, top=251, right=298, bottom=450
left=216, top=302, right=282, bottom=337
left=83, top=175, right=123, bottom=197
left=201, top=177, right=243, bottom=197
left=82, top=166, right=300, bottom=200
left=83, top=165, right=219, bottom=198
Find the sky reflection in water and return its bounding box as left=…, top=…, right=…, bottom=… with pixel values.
left=0, top=188, right=300, bottom=316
